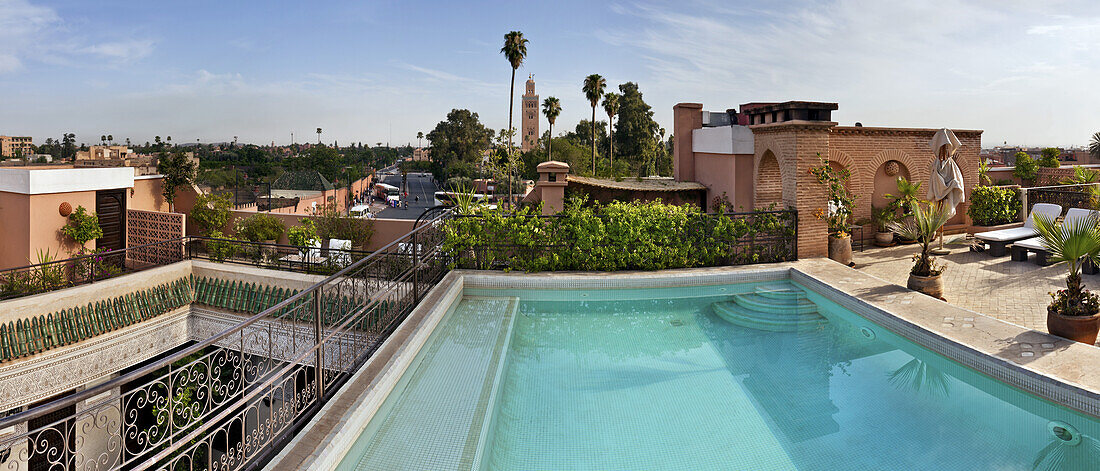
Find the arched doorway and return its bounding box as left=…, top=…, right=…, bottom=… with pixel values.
left=755, top=151, right=782, bottom=209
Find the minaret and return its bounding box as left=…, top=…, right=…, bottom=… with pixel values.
left=521, top=75, right=539, bottom=152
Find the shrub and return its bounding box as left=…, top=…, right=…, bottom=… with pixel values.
left=1013, top=153, right=1038, bottom=184
left=204, top=230, right=239, bottom=262
left=1038, top=147, right=1061, bottom=168
left=191, top=192, right=232, bottom=235
left=443, top=197, right=795, bottom=271
left=60, top=206, right=103, bottom=249
left=234, top=213, right=285, bottom=242
left=288, top=219, right=319, bottom=255
left=967, top=186, right=1021, bottom=226
left=311, top=202, right=373, bottom=247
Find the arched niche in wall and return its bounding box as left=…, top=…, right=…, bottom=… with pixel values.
left=873, top=159, right=911, bottom=210
left=754, top=150, right=783, bottom=209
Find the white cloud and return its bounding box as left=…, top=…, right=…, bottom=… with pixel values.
left=601, top=0, right=1100, bottom=146
left=80, top=39, right=155, bottom=62
left=0, top=0, right=59, bottom=72
left=0, top=0, right=155, bottom=73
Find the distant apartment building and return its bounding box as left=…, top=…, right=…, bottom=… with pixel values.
left=521, top=76, right=539, bottom=151
left=412, top=147, right=430, bottom=162
left=75, top=145, right=133, bottom=160
left=0, top=136, right=34, bottom=157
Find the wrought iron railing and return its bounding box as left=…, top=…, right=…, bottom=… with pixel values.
left=0, top=211, right=452, bottom=471
left=0, top=237, right=382, bottom=301
left=448, top=209, right=798, bottom=271
left=1023, top=183, right=1100, bottom=215
left=0, top=239, right=187, bottom=301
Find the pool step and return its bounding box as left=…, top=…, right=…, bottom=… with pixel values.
left=712, top=285, right=826, bottom=332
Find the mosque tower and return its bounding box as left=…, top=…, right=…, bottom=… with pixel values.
left=521, top=75, right=539, bottom=151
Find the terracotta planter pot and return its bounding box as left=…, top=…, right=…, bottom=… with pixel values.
left=907, top=273, right=944, bottom=299
left=896, top=235, right=918, bottom=245
left=874, top=231, right=894, bottom=247
left=1047, top=311, right=1100, bottom=344
left=828, top=235, right=852, bottom=266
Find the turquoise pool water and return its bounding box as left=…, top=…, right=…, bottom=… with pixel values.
left=337, top=281, right=1100, bottom=470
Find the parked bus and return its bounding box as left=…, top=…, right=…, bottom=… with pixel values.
left=374, top=183, right=401, bottom=203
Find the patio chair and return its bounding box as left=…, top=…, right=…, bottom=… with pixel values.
left=1011, top=208, right=1099, bottom=266
left=974, top=203, right=1062, bottom=256
left=328, top=238, right=352, bottom=266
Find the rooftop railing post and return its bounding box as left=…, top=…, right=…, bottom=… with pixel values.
left=313, top=287, right=325, bottom=397
left=1020, top=187, right=1028, bottom=222
left=412, top=231, right=420, bottom=305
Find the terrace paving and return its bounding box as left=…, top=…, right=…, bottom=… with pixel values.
left=850, top=235, right=1095, bottom=341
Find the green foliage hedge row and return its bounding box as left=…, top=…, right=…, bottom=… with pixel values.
left=967, top=186, right=1021, bottom=226
left=443, top=198, right=796, bottom=271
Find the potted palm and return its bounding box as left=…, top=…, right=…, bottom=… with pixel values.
left=810, top=159, right=856, bottom=266
left=1033, top=213, right=1100, bottom=343
left=886, top=177, right=922, bottom=244
left=889, top=200, right=951, bottom=299
left=872, top=206, right=895, bottom=247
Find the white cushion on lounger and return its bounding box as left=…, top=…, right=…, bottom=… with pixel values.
left=1024, top=203, right=1063, bottom=228
left=975, top=203, right=1061, bottom=243
left=976, top=227, right=1038, bottom=242
left=1013, top=236, right=1046, bottom=251
left=1064, top=207, right=1100, bottom=223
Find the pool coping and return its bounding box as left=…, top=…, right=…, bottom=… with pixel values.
left=277, top=259, right=1100, bottom=470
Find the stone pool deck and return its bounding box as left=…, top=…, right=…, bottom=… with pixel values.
left=851, top=235, right=1089, bottom=338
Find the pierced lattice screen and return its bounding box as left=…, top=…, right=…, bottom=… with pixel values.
left=125, top=209, right=186, bottom=266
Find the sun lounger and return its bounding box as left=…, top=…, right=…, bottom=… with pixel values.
left=1010, top=208, right=1099, bottom=266
left=975, top=203, right=1061, bottom=256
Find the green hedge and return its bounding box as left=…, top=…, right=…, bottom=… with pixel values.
left=443, top=198, right=797, bottom=272
left=968, top=186, right=1021, bottom=226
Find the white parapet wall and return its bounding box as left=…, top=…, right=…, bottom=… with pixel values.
left=691, top=125, right=755, bottom=155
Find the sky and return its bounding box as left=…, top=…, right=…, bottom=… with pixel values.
left=2, top=0, right=1099, bottom=148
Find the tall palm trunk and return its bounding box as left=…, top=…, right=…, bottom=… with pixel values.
left=590, top=105, right=596, bottom=174
left=508, top=68, right=516, bottom=149
left=547, top=123, right=553, bottom=161
left=608, top=119, right=614, bottom=175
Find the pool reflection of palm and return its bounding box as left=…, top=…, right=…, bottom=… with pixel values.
left=887, top=358, right=953, bottom=397
left=1032, top=432, right=1100, bottom=471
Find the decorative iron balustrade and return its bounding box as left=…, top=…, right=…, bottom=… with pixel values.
left=447, top=209, right=798, bottom=271
left=0, top=211, right=452, bottom=471
left=0, top=237, right=385, bottom=301
left=1024, top=184, right=1100, bottom=216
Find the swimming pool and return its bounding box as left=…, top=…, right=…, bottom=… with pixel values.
left=334, top=279, right=1100, bottom=470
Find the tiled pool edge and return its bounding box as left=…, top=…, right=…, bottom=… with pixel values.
left=789, top=258, right=1100, bottom=419
left=287, top=260, right=1100, bottom=470
left=264, top=271, right=466, bottom=471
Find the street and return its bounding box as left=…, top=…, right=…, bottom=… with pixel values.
left=374, top=172, right=438, bottom=220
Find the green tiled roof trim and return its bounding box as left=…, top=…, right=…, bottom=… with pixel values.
left=271, top=169, right=335, bottom=192
left=0, top=275, right=392, bottom=363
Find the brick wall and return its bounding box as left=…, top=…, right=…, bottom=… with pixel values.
left=752, top=124, right=982, bottom=258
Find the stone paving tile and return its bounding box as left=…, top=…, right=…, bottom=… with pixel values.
left=851, top=236, right=1089, bottom=335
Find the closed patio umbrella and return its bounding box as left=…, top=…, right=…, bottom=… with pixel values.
left=927, top=128, right=965, bottom=253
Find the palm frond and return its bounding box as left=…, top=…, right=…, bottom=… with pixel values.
left=1035, top=213, right=1100, bottom=268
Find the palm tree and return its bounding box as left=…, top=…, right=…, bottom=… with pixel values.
left=888, top=201, right=951, bottom=276
left=582, top=74, right=606, bottom=175
left=541, top=97, right=561, bottom=161
left=107, top=134, right=113, bottom=145
left=316, top=128, right=322, bottom=144
left=1034, top=212, right=1100, bottom=315
left=602, top=92, right=620, bottom=175
left=416, top=131, right=424, bottom=149
left=500, top=31, right=529, bottom=150
left=100, top=135, right=106, bottom=145
left=1090, top=132, right=1100, bottom=163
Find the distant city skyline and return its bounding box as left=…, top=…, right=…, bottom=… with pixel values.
left=2, top=0, right=1100, bottom=148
